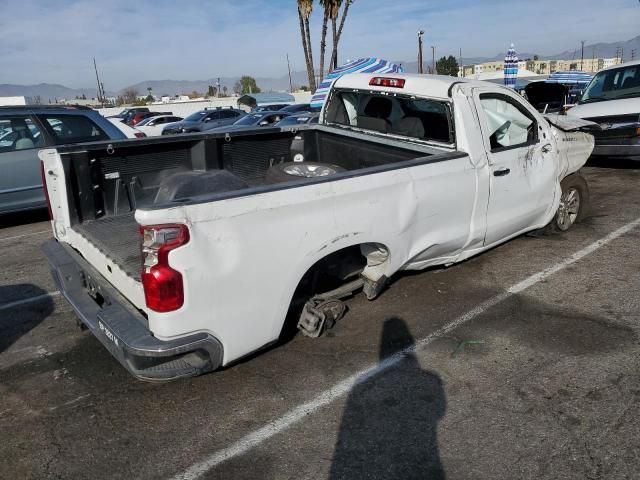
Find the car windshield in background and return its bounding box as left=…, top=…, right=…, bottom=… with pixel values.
left=233, top=114, right=262, bottom=126
left=277, top=115, right=314, bottom=126
left=184, top=111, right=208, bottom=122
left=580, top=64, right=640, bottom=103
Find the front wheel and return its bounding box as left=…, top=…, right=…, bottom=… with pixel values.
left=549, top=174, right=590, bottom=232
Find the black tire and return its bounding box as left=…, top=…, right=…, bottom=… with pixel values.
left=265, top=162, right=346, bottom=184
left=545, top=173, right=590, bottom=234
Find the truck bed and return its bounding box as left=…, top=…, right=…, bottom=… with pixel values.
left=73, top=213, right=141, bottom=280
left=56, top=126, right=453, bottom=281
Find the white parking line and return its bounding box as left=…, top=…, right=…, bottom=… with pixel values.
left=0, top=291, right=60, bottom=312
left=0, top=230, right=50, bottom=243
left=170, top=215, right=640, bottom=480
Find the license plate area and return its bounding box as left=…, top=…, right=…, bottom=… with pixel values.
left=81, top=271, right=107, bottom=308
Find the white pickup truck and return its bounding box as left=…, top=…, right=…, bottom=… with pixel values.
left=41, top=74, right=596, bottom=381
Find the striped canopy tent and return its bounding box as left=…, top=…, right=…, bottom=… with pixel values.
left=545, top=70, right=593, bottom=85
left=503, top=44, right=519, bottom=88
left=310, top=58, right=404, bottom=108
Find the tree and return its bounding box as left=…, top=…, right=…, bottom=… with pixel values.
left=329, top=0, right=354, bottom=70
left=435, top=55, right=459, bottom=77
left=122, top=87, right=139, bottom=104
left=223, top=85, right=228, bottom=96
left=145, top=94, right=154, bottom=102
left=319, top=0, right=333, bottom=80
left=236, top=76, right=261, bottom=95
left=187, top=90, right=203, bottom=99
left=297, top=0, right=316, bottom=92
left=207, top=85, right=218, bottom=97
left=533, top=54, right=540, bottom=61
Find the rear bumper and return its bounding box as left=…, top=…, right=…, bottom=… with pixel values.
left=42, top=239, right=223, bottom=382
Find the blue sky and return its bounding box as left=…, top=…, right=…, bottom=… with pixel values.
left=0, top=0, right=638, bottom=89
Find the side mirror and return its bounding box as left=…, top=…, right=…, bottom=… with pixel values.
left=148, top=122, right=155, bottom=126
left=259, top=120, right=269, bottom=126
left=204, top=118, right=211, bottom=122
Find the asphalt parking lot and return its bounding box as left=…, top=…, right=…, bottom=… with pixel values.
left=1, top=160, right=639, bottom=480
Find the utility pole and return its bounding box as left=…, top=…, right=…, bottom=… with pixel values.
left=580, top=40, right=585, bottom=71
left=216, top=77, right=220, bottom=98
left=417, top=30, right=424, bottom=74
left=459, top=47, right=463, bottom=77
left=286, top=54, right=294, bottom=93
left=93, top=57, right=105, bottom=107
left=431, top=45, right=436, bottom=75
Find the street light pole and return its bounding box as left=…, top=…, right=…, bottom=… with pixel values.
left=580, top=40, right=585, bottom=71
left=417, top=30, right=424, bottom=74
left=431, top=45, right=436, bottom=74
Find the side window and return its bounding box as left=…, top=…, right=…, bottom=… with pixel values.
left=479, top=95, right=537, bottom=151
left=205, top=112, right=220, bottom=121
left=220, top=110, right=237, bottom=119
left=155, top=118, right=166, bottom=124
left=0, top=116, right=45, bottom=152
left=38, top=115, right=109, bottom=145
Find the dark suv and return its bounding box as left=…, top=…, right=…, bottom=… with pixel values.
left=0, top=105, right=126, bottom=214
left=162, top=107, right=246, bottom=135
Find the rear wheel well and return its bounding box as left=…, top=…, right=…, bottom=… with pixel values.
left=279, top=242, right=390, bottom=340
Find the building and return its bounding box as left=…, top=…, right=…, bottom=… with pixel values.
left=0, top=96, right=34, bottom=106
left=461, top=57, right=623, bottom=78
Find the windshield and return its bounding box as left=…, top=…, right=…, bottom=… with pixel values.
left=277, top=115, right=313, bottom=126
left=233, top=114, right=262, bottom=126
left=136, top=117, right=156, bottom=126
left=184, top=111, right=208, bottom=122
left=581, top=64, right=640, bottom=103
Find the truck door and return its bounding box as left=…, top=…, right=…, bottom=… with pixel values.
left=474, top=90, right=557, bottom=245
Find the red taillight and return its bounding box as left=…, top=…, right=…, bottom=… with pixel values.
left=140, top=224, right=189, bottom=312
left=40, top=161, right=53, bottom=220
left=369, top=77, right=406, bottom=88
left=134, top=132, right=146, bottom=138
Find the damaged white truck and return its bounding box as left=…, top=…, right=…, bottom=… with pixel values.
left=41, top=74, right=596, bottom=381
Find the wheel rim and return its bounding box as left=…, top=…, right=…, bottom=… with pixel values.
left=556, top=187, right=580, bottom=231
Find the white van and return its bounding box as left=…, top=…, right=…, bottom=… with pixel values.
left=568, top=60, right=640, bottom=161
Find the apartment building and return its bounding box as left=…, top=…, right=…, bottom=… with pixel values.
left=461, top=57, right=623, bottom=77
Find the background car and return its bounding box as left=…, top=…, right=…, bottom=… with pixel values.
left=274, top=112, right=319, bottom=127
left=277, top=103, right=320, bottom=114
left=127, top=111, right=172, bottom=127
left=162, top=108, right=246, bottom=135
left=0, top=105, right=127, bottom=214
left=107, top=118, right=146, bottom=138
left=207, top=111, right=290, bottom=133
left=135, top=115, right=183, bottom=137
left=252, top=104, right=291, bottom=112
left=107, top=107, right=150, bottom=124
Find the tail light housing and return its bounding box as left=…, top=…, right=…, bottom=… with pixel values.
left=141, top=224, right=189, bottom=312
left=40, top=161, right=53, bottom=220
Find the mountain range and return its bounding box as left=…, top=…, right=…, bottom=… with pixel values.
left=2, top=36, right=638, bottom=100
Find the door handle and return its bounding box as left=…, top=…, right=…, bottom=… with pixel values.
left=493, top=168, right=510, bottom=177
left=541, top=143, right=553, bottom=153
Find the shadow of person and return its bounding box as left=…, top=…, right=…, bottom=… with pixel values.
left=329, top=318, right=446, bottom=480
left=0, top=284, right=54, bottom=354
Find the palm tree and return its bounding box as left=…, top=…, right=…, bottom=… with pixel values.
left=330, top=0, right=354, bottom=70
left=319, top=0, right=332, bottom=80
left=297, top=0, right=316, bottom=91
